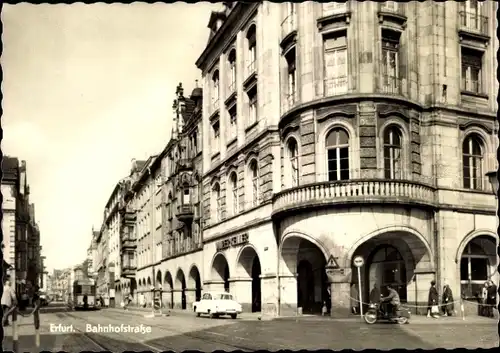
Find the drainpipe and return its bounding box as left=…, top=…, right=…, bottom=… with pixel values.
left=275, top=221, right=281, bottom=317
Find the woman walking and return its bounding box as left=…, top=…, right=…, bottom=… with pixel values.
left=427, top=280, right=439, bottom=318
left=442, top=284, right=454, bottom=316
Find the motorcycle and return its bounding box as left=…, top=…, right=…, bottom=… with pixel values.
left=363, top=302, right=411, bottom=325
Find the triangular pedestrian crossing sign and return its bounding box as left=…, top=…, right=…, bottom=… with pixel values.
left=326, top=255, right=339, bottom=269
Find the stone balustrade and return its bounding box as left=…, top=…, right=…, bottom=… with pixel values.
left=272, top=179, right=436, bottom=216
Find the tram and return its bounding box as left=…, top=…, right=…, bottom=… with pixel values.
left=71, top=278, right=97, bottom=310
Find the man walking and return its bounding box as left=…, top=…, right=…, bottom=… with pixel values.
left=486, top=280, right=497, bottom=318
left=2, top=280, right=17, bottom=326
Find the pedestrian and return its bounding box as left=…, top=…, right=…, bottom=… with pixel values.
left=139, top=293, right=145, bottom=308
left=1, top=280, right=17, bottom=326
left=480, top=282, right=489, bottom=316
left=369, top=283, right=381, bottom=305
left=442, top=284, right=454, bottom=316
left=350, top=283, right=359, bottom=315
left=427, top=280, right=439, bottom=318
left=486, top=280, right=497, bottom=318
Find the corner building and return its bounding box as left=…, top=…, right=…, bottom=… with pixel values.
left=197, top=1, right=498, bottom=317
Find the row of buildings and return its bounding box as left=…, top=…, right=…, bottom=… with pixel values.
left=89, top=1, right=498, bottom=316
left=2, top=156, right=46, bottom=295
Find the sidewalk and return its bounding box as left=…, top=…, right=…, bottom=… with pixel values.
left=106, top=305, right=272, bottom=321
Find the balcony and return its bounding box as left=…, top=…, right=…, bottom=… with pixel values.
left=317, top=2, right=351, bottom=30
left=323, top=77, right=349, bottom=97
left=377, top=2, right=407, bottom=28
left=458, top=12, right=489, bottom=43
left=378, top=75, right=405, bottom=96
left=121, top=236, right=137, bottom=250
left=121, top=259, right=137, bottom=277
left=272, top=179, right=436, bottom=217
left=177, top=204, right=194, bottom=223
left=175, top=158, right=193, bottom=173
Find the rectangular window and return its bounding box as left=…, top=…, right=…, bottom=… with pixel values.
left=461, top=48, right=483, bottom=94
left=460, top=0, right=486, bottom=33
left=323, top=33, right=348, bottom=96
left=228, top=105, right=237, bottom=141
left=463, top=154, right=483, bottom=190
left=322, top=2, right=348, bottom=16
left=212, top=120, right=220, bottom=154
left=381, top=32, right=400, bottom=94
left=470, top=258, right=488, bottom=281
left=327, top=147, right=349, bottom=181
left=247, top=87, right=258, bottom=127
left=285, top=47, right=297, bottom=105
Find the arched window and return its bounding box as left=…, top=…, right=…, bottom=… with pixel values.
left=246, top=24, right=257, bottom=74
left=383, top=126, right=402, bottom=179
left=228, top=49, right=237, bottom=92
left=212, top=70, right=220, bottom=108
left=460, top=236, right=497, bottom=298
left=287, top=138, right=299, bottom=187
left=326, top=128, right=349, bottom=181
left=249, top=160, right=259, bottom=207
left=463, top=134, right=484, bottom=190
left=228, top=172, right=239, bottom=216
left=212, top=183, right=221, bottom=222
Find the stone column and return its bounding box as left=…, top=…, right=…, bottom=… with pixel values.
left=413, top=271, right=436, bottom=315
left=173, top=289, right=183, bottom=309
left=260, top=274, right=278, bottom=316
left=185, top=288, right=197, bottom=309
left=326, top=267, right=351, bottom=318
left=229, top=278, right=253, bottom=312
left=163, top=290, right=172, bottom=309
left=204, top=280, right=225, bottom=293
left=278, top=274, right=297, bottom=317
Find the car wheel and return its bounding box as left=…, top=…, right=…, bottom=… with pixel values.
left=208, top=310, right=214, bottom=319
left=230, top=314, right=237, bottom=319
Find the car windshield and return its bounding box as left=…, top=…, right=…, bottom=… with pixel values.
left=217, top=294, right=233, bottom=300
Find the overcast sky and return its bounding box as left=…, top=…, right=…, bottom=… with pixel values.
left=2, top=3, right=218, bottom=273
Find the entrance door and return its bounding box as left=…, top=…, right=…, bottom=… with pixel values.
left=251, top=257, right=262, bottom=312
left=367, top=245, right=407, bottom=302
left=297, top=260, right=315, bottom=313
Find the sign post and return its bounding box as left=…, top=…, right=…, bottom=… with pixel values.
left=353, top=256, right=364, bottom=317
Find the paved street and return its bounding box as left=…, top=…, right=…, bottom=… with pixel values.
left=3, top=303, right=498, bottom=351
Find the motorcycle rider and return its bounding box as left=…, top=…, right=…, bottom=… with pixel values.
left=381, top=284, right=400, bottom=317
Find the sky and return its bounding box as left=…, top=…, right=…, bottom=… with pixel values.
left=1, top=2, right=219, bottom=273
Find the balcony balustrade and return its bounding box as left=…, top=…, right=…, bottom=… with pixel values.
left=272, top=179, right=436, bottom=216
left=247, top=60, right=256, bottom=78
left=177, top=204, right=194, bottom=223
left=461, top=79, right=485, bottom=95
left=323, top=77, right=349, bottom=97
left=322, top=2, right=349, bottom=17
left=459, top=11, right=489, bottom=37
left=379, top=2, right=405, bottom=16
left=378, top=75, right=404, bottom=96
left=211, top=98, right=220, bottom=113
left=121, top=236, right=137, bottom=250
left=175, top=158, right=193, bottom=173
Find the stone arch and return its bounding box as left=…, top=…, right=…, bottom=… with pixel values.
left=279, top=231, right=330, bottom=314
left=345, top=225, right=435, bottom=270
left=164, top=271, right=173, bottom=291
left=156, top=270, right=162, bottom=289
left=211, top=252, right=231, bottom=292
left=279, top=231, right=330, bottom=276
left=164, top=271, right=174, bottom=309
left=175, top=268, right=186, bottom=290
left=188, top=265, right=202, bottom=302
left=235, top=245, right=263, bottom=312
left=455, top=229, right=497, bottom=263
left=348, top=225, right=435, bottom=314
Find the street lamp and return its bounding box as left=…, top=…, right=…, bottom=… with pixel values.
left=486, top=171, right=499, bottom=196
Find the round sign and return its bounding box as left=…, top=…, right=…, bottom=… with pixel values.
left=353, top=256, right=364, bottom=268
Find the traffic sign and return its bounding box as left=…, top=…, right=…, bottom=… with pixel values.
left=326, top=255, right=339, bottom=269
left=353, top=256, right=364, bottom=268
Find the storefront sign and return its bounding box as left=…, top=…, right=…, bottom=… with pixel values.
left=216, top=233, right=249, bottom=251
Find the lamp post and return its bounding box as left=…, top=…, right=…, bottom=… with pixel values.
left=486, top=171, right=498, bottom=198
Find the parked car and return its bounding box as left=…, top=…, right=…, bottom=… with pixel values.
left=193, top=292, right=242, bottom=319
